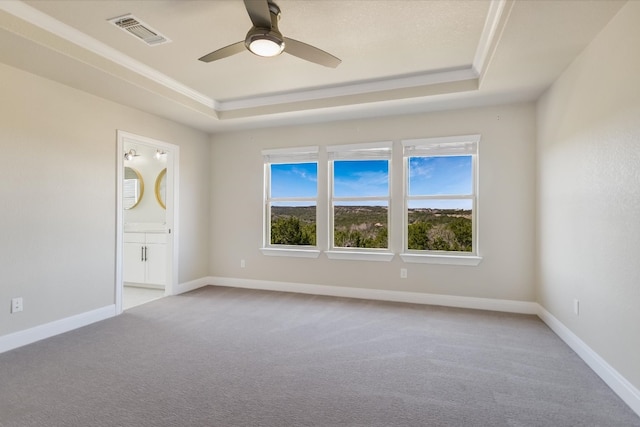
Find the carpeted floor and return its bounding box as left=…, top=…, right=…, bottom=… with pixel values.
left=1, top=286, right=638, bottom=427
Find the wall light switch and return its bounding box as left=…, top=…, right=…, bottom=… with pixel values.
left=240, top=259, right=246, bottom=268
left=573, top=299, right=579, bottom=316
left=400, top=268, right=408, bottom=279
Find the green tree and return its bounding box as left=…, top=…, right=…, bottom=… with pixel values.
left=408, top=219, right=472, bottom=252
left=338, top=230, right=363, bottom=247
left=427, top=224, right=456, bottom=251
left=408, top=222, right=432, bottom=250
left=448, top=218, right=472, bottom=251
left=334, top=229, right=348, bottom=247
left=301, top=222, right=317, bottom=245
left=370, top=226, right=388, bottom=248
left=271, top=216, right=316, bottom=245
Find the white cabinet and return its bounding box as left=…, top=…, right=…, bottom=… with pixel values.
left=124, top=232, right=167, bottom=287
left=124, top=233, right=146, bottom=284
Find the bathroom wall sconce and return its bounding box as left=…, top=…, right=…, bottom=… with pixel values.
left=124, top=149, right=139, bottom=161
left=155, top=149, right=167, bottom=160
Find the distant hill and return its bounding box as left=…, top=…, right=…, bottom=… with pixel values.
left=271, top=206, right=316, bottom=222
left=271, top=206, right=472, bottom=251
left=271, top=205, right=471, bottom=224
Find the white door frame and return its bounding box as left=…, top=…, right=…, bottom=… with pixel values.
left=115, top=130, right=179, bottom=314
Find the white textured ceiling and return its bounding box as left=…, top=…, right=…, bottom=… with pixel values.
left=0, top=0, right=627, bottom=132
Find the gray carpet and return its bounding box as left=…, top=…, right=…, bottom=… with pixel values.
left=1, top=286, right=638, bottom=427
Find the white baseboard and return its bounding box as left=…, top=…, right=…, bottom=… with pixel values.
left=0, top=275, right=211, bottom=354
left=209, top=276, right=539, bottom=314
left=0, top=304, right=116, bottom=354
left=537, top=305, right=640, bottom=417
left=175, top=276, right=211, bottom=295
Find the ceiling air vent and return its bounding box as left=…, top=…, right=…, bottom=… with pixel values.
left=108, top=14, right=171, bottom=46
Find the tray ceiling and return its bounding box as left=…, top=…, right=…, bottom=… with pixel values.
left=0, top=0, right=626, bottom=132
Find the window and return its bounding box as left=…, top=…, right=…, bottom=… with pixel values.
left=262, top=147, right=319, bottom=255
left=327, top=142, right=392, bottom=253
left=261, top=137, right=481, bottom=265
left=402, top=135, right=479, bottom=261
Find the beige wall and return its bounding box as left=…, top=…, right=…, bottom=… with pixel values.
left=537, top=1, right=640, bottom=390
left=0, top=63, right=210, bottom=336
left=210, top=102, right=536, bottom=301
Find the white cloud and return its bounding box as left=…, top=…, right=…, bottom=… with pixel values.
left=335, top=170, right=388, bottom=196
left=291, top=166, right=317, bottom=182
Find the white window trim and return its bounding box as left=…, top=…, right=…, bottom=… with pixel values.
left=400, top=253, right=482, bottom=266
left=326, top=251, right=394, bottom=262
left=327, top=141, right=392, bottom=255
left=262, top=146, right=319, bottom=250
left=262, top=146, right=319, bottom=163
left=327, top=141, right=393, bottom=160
left=261, top=247, right=321, bottom=258
left=401, top=135, right=481, bottom=262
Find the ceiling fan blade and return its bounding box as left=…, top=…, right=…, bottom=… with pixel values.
left=283, top=37, right=341, bottom=68
left=198, top=41, right=246, bottom=63
left=243, top=0, right=272, bottom=29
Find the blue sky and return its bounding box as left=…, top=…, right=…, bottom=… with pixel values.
left=408, top=156, right=471, bottom=195
left=271, top=156, right=472, bottom=209
left=408, top=155, right=472, bottom=209
left=271, top=163, right=317, bottom=198
left=334, top=160, right=388, bottom=197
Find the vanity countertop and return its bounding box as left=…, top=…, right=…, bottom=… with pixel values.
left=124, top=223, right=167, bottom=233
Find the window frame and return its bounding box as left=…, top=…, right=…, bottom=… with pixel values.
left=326, top=141, right=394, bottom=261
left=401, top=135, right=482, bottom=265
left=261, top=146, right=321, bottom=258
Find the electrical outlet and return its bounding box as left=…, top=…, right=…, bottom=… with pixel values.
left=573, top=299, right=579, bottom=316
left=11, top=297, right=23, bottom=313
left=400, top=268, right=408, bottom=279
left=240, top=259, right=246, bottom=268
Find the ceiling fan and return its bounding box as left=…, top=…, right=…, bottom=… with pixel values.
left=198, top=0, right=341, bottom=68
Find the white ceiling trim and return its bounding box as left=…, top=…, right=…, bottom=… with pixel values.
left=217, top=67, right=478, bottom=111
left=1, top=0, right=507, bottom=119
left=472, top=0, right=508, bottom=77
left=0, top=0, right=215, bottom=109
left=217, top=0, right=507, bottom=113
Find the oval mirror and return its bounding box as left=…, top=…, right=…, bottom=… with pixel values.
left=155, top=168, right=167, bottom=210
left=123, top=167, right=144, bottom=210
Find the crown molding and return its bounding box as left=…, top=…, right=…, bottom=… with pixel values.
left=217, top=66, right=478, bottom=112
left=0, top=0, right=507, bottom=120
left=472, top=0, right=509, bottom=78
left=0, top=0, right=216, bottom=109
left=219, top=0, right=506, bottom=113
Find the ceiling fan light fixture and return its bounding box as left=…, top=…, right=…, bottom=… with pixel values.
left=246, top=32, right=284, bottom=57
left=198, top=0, right=340, bottom=67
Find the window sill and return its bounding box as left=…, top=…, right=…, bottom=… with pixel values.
left=325, top=251, right=394, bottom=262
left=400, top=253, right=482, bottom=266
left=260, top=247, right=321, bottom=258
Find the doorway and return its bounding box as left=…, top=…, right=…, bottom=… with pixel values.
left=115, top=131, right=179, bottom=313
